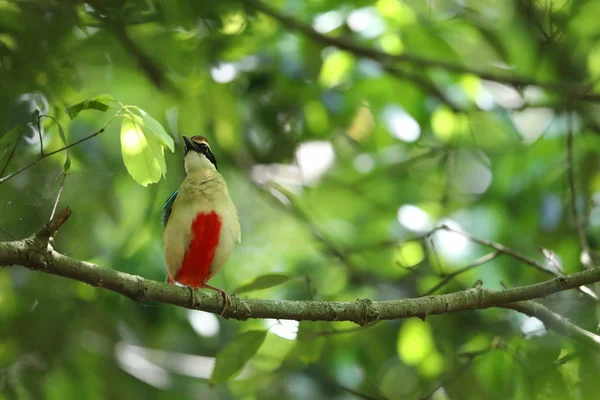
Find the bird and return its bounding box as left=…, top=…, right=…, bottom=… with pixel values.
left=162, top=135, right=240, bottom=310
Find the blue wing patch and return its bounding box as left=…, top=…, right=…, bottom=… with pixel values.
left=161, top=190, right=179, bottom=228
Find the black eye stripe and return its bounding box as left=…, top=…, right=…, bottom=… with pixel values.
left=199, top=143, right=218, bottom=170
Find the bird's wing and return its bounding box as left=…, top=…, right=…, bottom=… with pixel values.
left=161, top=189, right=179, bottom=228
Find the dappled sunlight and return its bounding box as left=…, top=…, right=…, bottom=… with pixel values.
left=115, top=342, right=218, bottom=381
left=187, top=310, right=220, bottom=338
left=382, top=105, right=421, bottom=142
left=264, top=319, right=299, bottom=340
left=450, top=149, right=492, bottom=195
left=115, top=342, right=172, bottom=389
left=397, top=204, right=431, bottom=233
left=483, top=81, right=524, bottom=109
left=312, top=11, right=344, bottom=34
left=211, top=63, right=238, bottom=84
left=520, top=317, right=547, bottom=338
left=434, top=220, right=471, bottom=259
left=511, top=108, right=554, bottom=143
left=347, top=7, right=385, bottom=39
left=295, top=140, right=335, bottom=185
left=250, top=163, right=302, bottom=190
left=353, top=153, right=375, bottom=173
left=120, top=125, right=146, bottom=156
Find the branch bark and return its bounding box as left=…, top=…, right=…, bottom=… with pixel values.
left=2, top=209, right=600, bottom=351
left=501, top=301, right=600, bottom=349
left=0, top=210, right=598, bottom=322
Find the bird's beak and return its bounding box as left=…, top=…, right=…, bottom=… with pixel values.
left=183, top=136, right=194, bottom=154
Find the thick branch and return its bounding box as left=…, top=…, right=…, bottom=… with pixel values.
left=2, top=230, right=600, bottom=328
left=1, top=209, right=599, bottom=351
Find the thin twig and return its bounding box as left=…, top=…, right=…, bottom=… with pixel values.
left=502, top=300, right=600, bottom=349
left=422, top=251, right=501, bottom=296
left=0, top=127, right=24, bottom=177
left=265, top=181, right=362, bottom=273
left=335, top=383, right=385, bottom=400
left=323, top=368, right=389, bottom=400
left=554, top=351, right=579, bottom=366
left=418, top=356, right=475, bottom=400
left=426, top=233, right=444, bottom=275
left=355, top=149, right=443, bottom=185
left=566, top=103, right=593, bottom=269
left=49, top=172, right=67, bottom=222
left=436, top=224, right=549, bottom=274
left=0, top=226, right=16, bottom=240
left=383, top=65, right=459, bottom=111
left=0, top=111, right=120, bottom=185
left=420, top=338, right=506, bottom=400
left=435, top=224, right=599, bottom=301
left=35, top=110, right=44, bottom=156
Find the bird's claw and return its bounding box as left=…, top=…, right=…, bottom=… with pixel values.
left=217, top=289, right=230, bottom=317
left=187, top=285, right=196, bottom=308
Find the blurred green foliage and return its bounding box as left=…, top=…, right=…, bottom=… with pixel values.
left=2, top=0, right=600, bottom=399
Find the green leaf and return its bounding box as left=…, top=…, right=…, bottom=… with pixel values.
left=295, top=322, right=327, bottom=364
left=234, top=274, right=292, bottom=294
left=135, top=108, right=175, bottom=152
left=211, top=330, right=267, bottom=383
left=120, top=115, right=166, bottom=186
left=0, top=125, right=24, bottom=170
left=65, top=94, right=116, bottom=120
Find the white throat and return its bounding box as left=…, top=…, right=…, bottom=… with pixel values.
left=184, top=152, right=217, bottom=175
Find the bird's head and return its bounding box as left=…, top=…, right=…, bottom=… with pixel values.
left=183, top=135, right=218, bottom=174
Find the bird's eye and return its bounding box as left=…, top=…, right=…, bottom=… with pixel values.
left=200, top=144, right=209, bottom=152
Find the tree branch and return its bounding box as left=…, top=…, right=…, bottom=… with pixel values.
left=422, top=251, right=501, bottom=296
left=2, top=209, right=600, bottom=335
left=435, top=224, right=599, bottom=301
left=245, top=0, right=600, bottom=102
left=2, top=209, right=600, bottom=351
left=501, top=300, right=600, bottom=349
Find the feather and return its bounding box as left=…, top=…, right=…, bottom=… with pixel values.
left=176, top=211, right=222, bottom=288
left=161, top=190, right=179, bottom=228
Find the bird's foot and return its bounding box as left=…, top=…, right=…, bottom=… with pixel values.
left=186, top=285, right=196, bottom=308
left=200, top=283, right=230, bottom=316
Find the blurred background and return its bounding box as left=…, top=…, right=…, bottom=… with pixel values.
left=2, top=0, right=600, bottom=398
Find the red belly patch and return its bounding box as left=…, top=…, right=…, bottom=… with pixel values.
left=176, top=212, right=222, bottom=288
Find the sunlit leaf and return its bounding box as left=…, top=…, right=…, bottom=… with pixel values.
left=211, top=330, right=267, bottom=383
left=120, top=115, right=166, bottom=186
left=0, top=125, right=24, bottom=171
left=133, top=108, right=175, bottom=152
left=65, top=94, right=116, bottom=120
left=234, top=274, right=293, bottom=294
left=0, top=33, right=16, bottom=50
